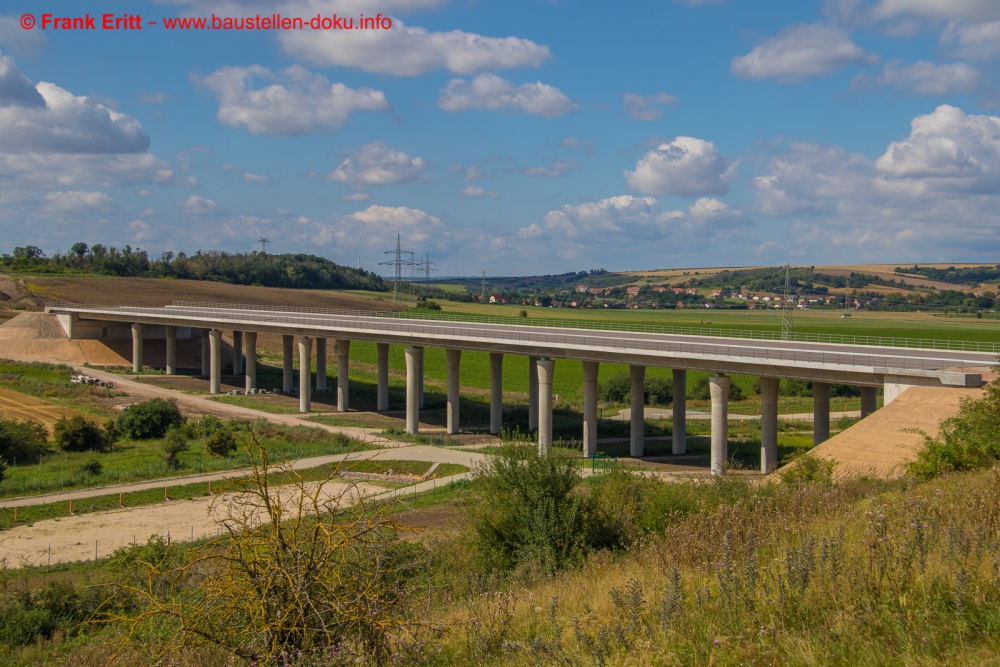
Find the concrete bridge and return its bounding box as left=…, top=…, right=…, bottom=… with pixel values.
left=46, top=302, right=993, bottom=475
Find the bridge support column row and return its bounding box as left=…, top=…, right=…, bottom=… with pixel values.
left=336, top=339, right=349, bottom=412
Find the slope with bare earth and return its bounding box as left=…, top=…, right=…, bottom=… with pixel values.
left=807, top=385, right=984, bottom=478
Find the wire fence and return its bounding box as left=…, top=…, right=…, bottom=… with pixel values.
left=46, top=302, right=998, bottom=373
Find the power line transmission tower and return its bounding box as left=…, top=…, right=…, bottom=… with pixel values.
left=258, top=237, right=269, bottom=254
left=378, top=234, right=415, bottom=305
left=781, top=262, right=794, bottom=341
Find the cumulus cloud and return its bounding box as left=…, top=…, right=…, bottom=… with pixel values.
left=194, top=64, right=391, bottom=137
left=940, top=20, right=1000, bottom=60
left=624, top=136, right=738, bottom=197
left=221, top=163, right=273, bottom=184
left=460, top=185, right=498, bottom=198
left=327, top=141, right=428, bottom=188
left=868, top=0, right=1000, bottom=21
left=874, top=60, right=982, bottom=95
left=622, top=92, right=678, bottom=121
left=177, top=195, right=219, bottom=215
left=340, top=205, right=446, bottom=246
left=279, top=19, right=550, bottom=76
left=41, top=190, right=115, bottom=214
left=0, top=15, right=46, bottom=56
left=524, top=158, right=581, bottom=179
left=438, top=74, right=577, bottom=118
left=731, top=23, right=878, bottom=82
left=753, top=105, right=1000, bottom=257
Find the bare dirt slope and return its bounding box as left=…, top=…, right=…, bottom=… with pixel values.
left=0, top=312, right=132, bottom=366
left=808, top=385, right=983, bottom=479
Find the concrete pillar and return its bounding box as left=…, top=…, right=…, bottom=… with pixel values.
left=405, top=347, right=422, bottom=434
left=860, top=386, right=877, bottom=417
left=537, top=358, right=554, bottom=456
left=528, top=356, right=539, bottom=432
left=813, top=381, right=831, bottom=446
left=672, top=369, right=686, bottom=455
left=582, top=361, right=599, bottom=457
left=200, top=329, right=210, bottom=377
left=298, top=337, right=312, bottom=413
left=232, top=331, right=243, bottom=376
left=630, top=365, right=645, bottom=458
left=418, top=350, right=425, bottom=409
left=446, top=349, right=461, bottom=435
left=282, top=334, right=294, bottom=393
left=164, top=326, right=176, bottom=376
left=760, top=376, right=779, bottom=475
left=709, top=374, right=730, bottom=476
left=131, top=323, right=144, bottom=373
left=245, top=331, right=257, bottom=393
left=316, top=338, right=327, bottom=392
left=209, top=329, right=222, bottom=395
left=376, top=343, right=390, bottom=411
left=336, top=339, right=350, bottom=412
left=490, top=352, right=503, bottom=435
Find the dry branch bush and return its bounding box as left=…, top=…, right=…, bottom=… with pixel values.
left=95, top=426, right=429, bottom=665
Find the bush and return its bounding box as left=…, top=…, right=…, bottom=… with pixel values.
left=779, top=379, right=812, bottom=397
left=688, top=375, right=745, bottom=401
left=81, top=458, right=103, bottom=476
left=909, top=377, right=1000, bottom=479
left=598, top=373, right=673, bottom=406
left=53, top=415, right=108, bottom=452
left=161, top=426, right=190, bottom=468
left=470, top=442, right=591, bottom=574
left=779, top=453, right=835, bottom=486
left=198, top=415, right=223, bottom=437
left=206, top=428, right=237, bottom=457
left=0, top=419, right=49, bottom=464
left=116, top=398, right=184, bottom=441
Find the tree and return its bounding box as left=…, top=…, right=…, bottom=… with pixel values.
left=0, top=419, right=49, bottom=463
left=54, top=416, right=108, bottom=452
left=116, top=398, right=184, bottom=441
left=161, top=427, right=189, bottom=468
left=205, top=428, right=236, bottom=457
left=70, top=242, right=89, bottom=258
left=98, top=433, right=420, bottom=663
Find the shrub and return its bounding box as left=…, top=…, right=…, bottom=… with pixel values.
left=470, top=442, right=591, bottom=574
left=0, top=419, right=49, bottom=463
left=81, top=458, right=103, bottom=476
left=161, top=426, right=190, bottom=468
left=645, top=376, right=673, bottom=405
left=206, top=428, right=237, bottom=457
left=519, top=309, right=528, bottom=318
left=909, top=376, right=1000, bottom=480
left=198, top=414, right=223, bottom=437
left=779, top=379, right=812, bottom=397
left=598, top=373, right=673, bottom=406
left=688, top=375, right=745, bottom=401
left=779, top=453, right=835, bottom=486
left=116, top=398, right=184, bottom=441
left=53, top=415, right=108, bottom=452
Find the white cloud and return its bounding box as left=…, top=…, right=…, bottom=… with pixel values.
left=221, top=163, right=273, bottom=184
left=554, top=137, right=595, bottom=154
left=460, top=185, right=499, bottom=198
left=328, top=141, right=428, bottom=187
left=340, top=192, right=370, bottom=202
left=940, top=20, right=1000, bottom=60
left=279, top=19, right=550, bottom=76
left=194, top=65, right=391, bottom=137
left=524, top=158, right=581, bottom=179
left=875, top=59, right=981, bottom=95
left=624, top=136, right=738, bottom=197
left=731, top=23, right=878, bottom=82
left=41, top=190, right=114, bottom=214
left=753, top=105, right=1000, bottom=258
left=462, top=165, right=484, bottom=182
left=177, top=195, right=219, bottom=215
left=622, top=92, right=678, bottom=121
left=137, top=189, right=153, bottom=196
left=869, top=0, right=1000, bottom=21
left=438, top=74, right=577, bottom=118
left=341, top=205, right=446, bottom=246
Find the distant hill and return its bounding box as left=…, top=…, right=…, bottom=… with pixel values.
left=0, top=244, right=387, bottom=292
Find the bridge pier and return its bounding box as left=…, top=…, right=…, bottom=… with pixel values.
left=131, top=323, right=144, bottom=373
left=405, top=347, right=422, bottom=434
left=813, top=381, right=830, bottom=445
left=760, top=376, right=779, bottom=474
left=447, top=349, right=461, bottom=434
left=537, top=358, right=554, bottom=455
left=316, top=338, right=327, bottom=392
left=376, top=343, right=389, bottom=411
left=245, top=332, right=257, bottom=393
left=299, top=337, right=312, bottom=413
left=165, top=326, right=176, bottom=375
left=490, top=353, right=504, bottom=435
left=672, top=369, right=686, bottom=454
left=528, top=356, right=539, bottom=432
left=282, top=335, right=294, bottom=393
left=209, top=329, right=222, bottom=395
left=336, top=339, right=350, bottom=412
left=630, top=365, right=645, bottom=457
left=232, top=331, right=243, bottom=375
left=582, top=361, right=599, bottom=457
left=709, top=374, right=730, bottom=475
left=200, top=329, right=210, bottom=377
left=860, top=386, right=877, bottom=417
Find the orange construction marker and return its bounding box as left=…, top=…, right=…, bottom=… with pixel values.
left=69, top=500, right=73, bottom=515
left=164, top=486, right=169, bottom=501
left=13, top=507, right=17, bottom=522
left=119, top=493, right=123, bottom=507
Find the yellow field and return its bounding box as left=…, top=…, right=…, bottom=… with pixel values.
left=0, top=387, right=97, bottom=430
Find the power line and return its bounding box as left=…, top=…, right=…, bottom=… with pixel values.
left=378, top=234, right=415, bottom=305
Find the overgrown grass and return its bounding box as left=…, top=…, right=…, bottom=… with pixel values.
left=0, top=358, right=121, bottom=417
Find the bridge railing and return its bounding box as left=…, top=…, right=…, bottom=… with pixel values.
left=163, top=300, right=1000, bottom=354
left=45, top=303, right=991, bottom=374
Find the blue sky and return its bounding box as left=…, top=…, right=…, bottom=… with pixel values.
left=2, top=0, right=1000, bottom=276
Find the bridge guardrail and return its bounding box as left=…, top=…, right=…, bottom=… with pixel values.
left=46, top=303, right=992, bottom=374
